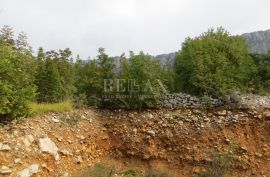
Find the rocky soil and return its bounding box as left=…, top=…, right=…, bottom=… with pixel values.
left=1, top=107, right=270, bottom=177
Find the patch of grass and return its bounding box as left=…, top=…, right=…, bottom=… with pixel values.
left=123, top=169, right=143, bottom=177
left=79, top=164, right=115, bottom=177
left=196, top=151, right=237, bottom=177
left=29, top=101, right=73, bottom=116
left=145, top=170, right=171, bottom=177
left=79, top=164, right=170, bottom=177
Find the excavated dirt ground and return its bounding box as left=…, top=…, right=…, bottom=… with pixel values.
left=0, top=107, right=270, bottom=177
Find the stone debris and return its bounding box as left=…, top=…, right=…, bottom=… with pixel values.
left=14, top=158, right=21, bottom=164
left=38, top=137, right=60, bottom=161
left=0, top=143, right=11, bottom=151
left=52, top=117, right=60, bottom=123
left=22, top=135, right=35, bottom=147
left=0, top=166, right=12, bottom=174
left=163, top=92, right=270, bottom=109
left=18, top=164, right=39, bottom=177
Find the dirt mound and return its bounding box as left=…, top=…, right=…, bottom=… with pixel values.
left=0, top=108, right=270, bottom=176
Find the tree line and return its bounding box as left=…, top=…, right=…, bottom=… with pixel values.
left=0, top=25, right=269, bottom=118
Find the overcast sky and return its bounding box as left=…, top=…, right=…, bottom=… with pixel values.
left=0, top=0, right=269, bottom=59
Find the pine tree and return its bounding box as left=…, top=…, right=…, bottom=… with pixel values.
left=0, top=25, right=15, bottom=46
left=36, top=59, right=62, bottom=102
left=15, top=31, right=32, bottom=54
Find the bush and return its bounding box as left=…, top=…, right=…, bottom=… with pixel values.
left=196, top=151, right=237, bottom=177
left=79, top=164, right=170, bottom=177
left=72, top=93, right=88, bottom=108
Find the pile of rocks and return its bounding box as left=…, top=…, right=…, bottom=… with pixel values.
left=162, top=92, right=270, bottom=109
left=163, top=93, right=223, bottom=108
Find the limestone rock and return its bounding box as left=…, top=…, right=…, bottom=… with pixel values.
left=38, top=137, right=60, bottom=161
left=22, top=135, right=35, bottom=147
left=0, top=166, right=12, bottom=174
left=0, top=143, right=11, bottom=151
left=18, top=164, right=39, bottom=177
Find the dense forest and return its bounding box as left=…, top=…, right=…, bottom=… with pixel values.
left=0, top=25, right=269, bottom=118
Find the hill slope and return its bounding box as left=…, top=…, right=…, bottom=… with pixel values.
left=242, top=29, right=270, bottom=54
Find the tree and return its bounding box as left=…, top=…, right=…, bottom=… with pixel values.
left=0, top=39, right=36, bottom=118
left=118, top=52, right=167, bottom=109
left=37, top=47, right=46, bottom=61
left=74, top=59, right=101, bottom=105
left=97, top=48, right=115, bottom=80
left=36, top=59, right=62, bottom=102
left=35, top=48, right=75, bottom=103
left=96, top=48, right=116, bottom=105
left=15, top=31, right=33, bottom=54
left=250, top=52, right=270, bottom=93
left=0, top=25, right=15, bottom=46
left=174, top=27, right=256, bottom=96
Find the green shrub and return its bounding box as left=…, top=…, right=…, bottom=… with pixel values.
left=196, top=151, right=237, bottom=177
left=123, top=169, right=143, bottom=177
left=79, top=164, right=115, bottom=177
left=72, top=93, right=88, bottom=108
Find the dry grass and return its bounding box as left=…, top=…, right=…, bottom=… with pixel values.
left=29, top=101, right=73, bottom=116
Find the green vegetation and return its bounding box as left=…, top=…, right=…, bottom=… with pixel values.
left=29, top=101, right=73, bottom=115
left=196, top=144, right=239, bottom=177
left=249, top=52, right=270, bottom=94
left=174, top=27, right=256, bottom=96
left=118, top=52, right=169, bottom=109
left=0, top=25, right=270, bottom=119
left=0, top=27, right=37, bottom=118
left=79, top=164, right=171, bottom=177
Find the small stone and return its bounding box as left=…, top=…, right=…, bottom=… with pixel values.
left=0, top=143, right=11, bottom=151
left=18, top=164, right=39, bottom=177
left=0, top=166, right=12, bottom=174
left=22, top=135, right=35, bottom=147
left=132, top=128, right=138, bottom=134
left=203, top=118, right=210, bottom=122
left=59, top=149, right=71, bottom=156
left=62, top=172, right=69, bottom=177
left=52, top=118, right=60, bottom=123
left=225, top=138, right=230, bottom=144
left=14, top=158, right=21, bottom=164
left=76, top=155, right=83, bottom=164
left=147, top=113, right=154, bottom=119
left=217, top=110, right=227, bottom=116
left=147, top=130, right=155, bottom=137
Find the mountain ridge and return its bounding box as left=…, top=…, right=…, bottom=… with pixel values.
left=151, top=29, right=270, bottom=69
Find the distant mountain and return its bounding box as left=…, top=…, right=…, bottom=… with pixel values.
left=242, top=29, right=270, bottom=54
left=109, top=29, right=270, bottom=71
left=153, top=29, right=270, bottom=70
left=154, top=52, right=177, bottom=70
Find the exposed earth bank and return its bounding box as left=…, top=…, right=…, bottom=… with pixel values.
left=1, top=107, right=270, bottom=177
